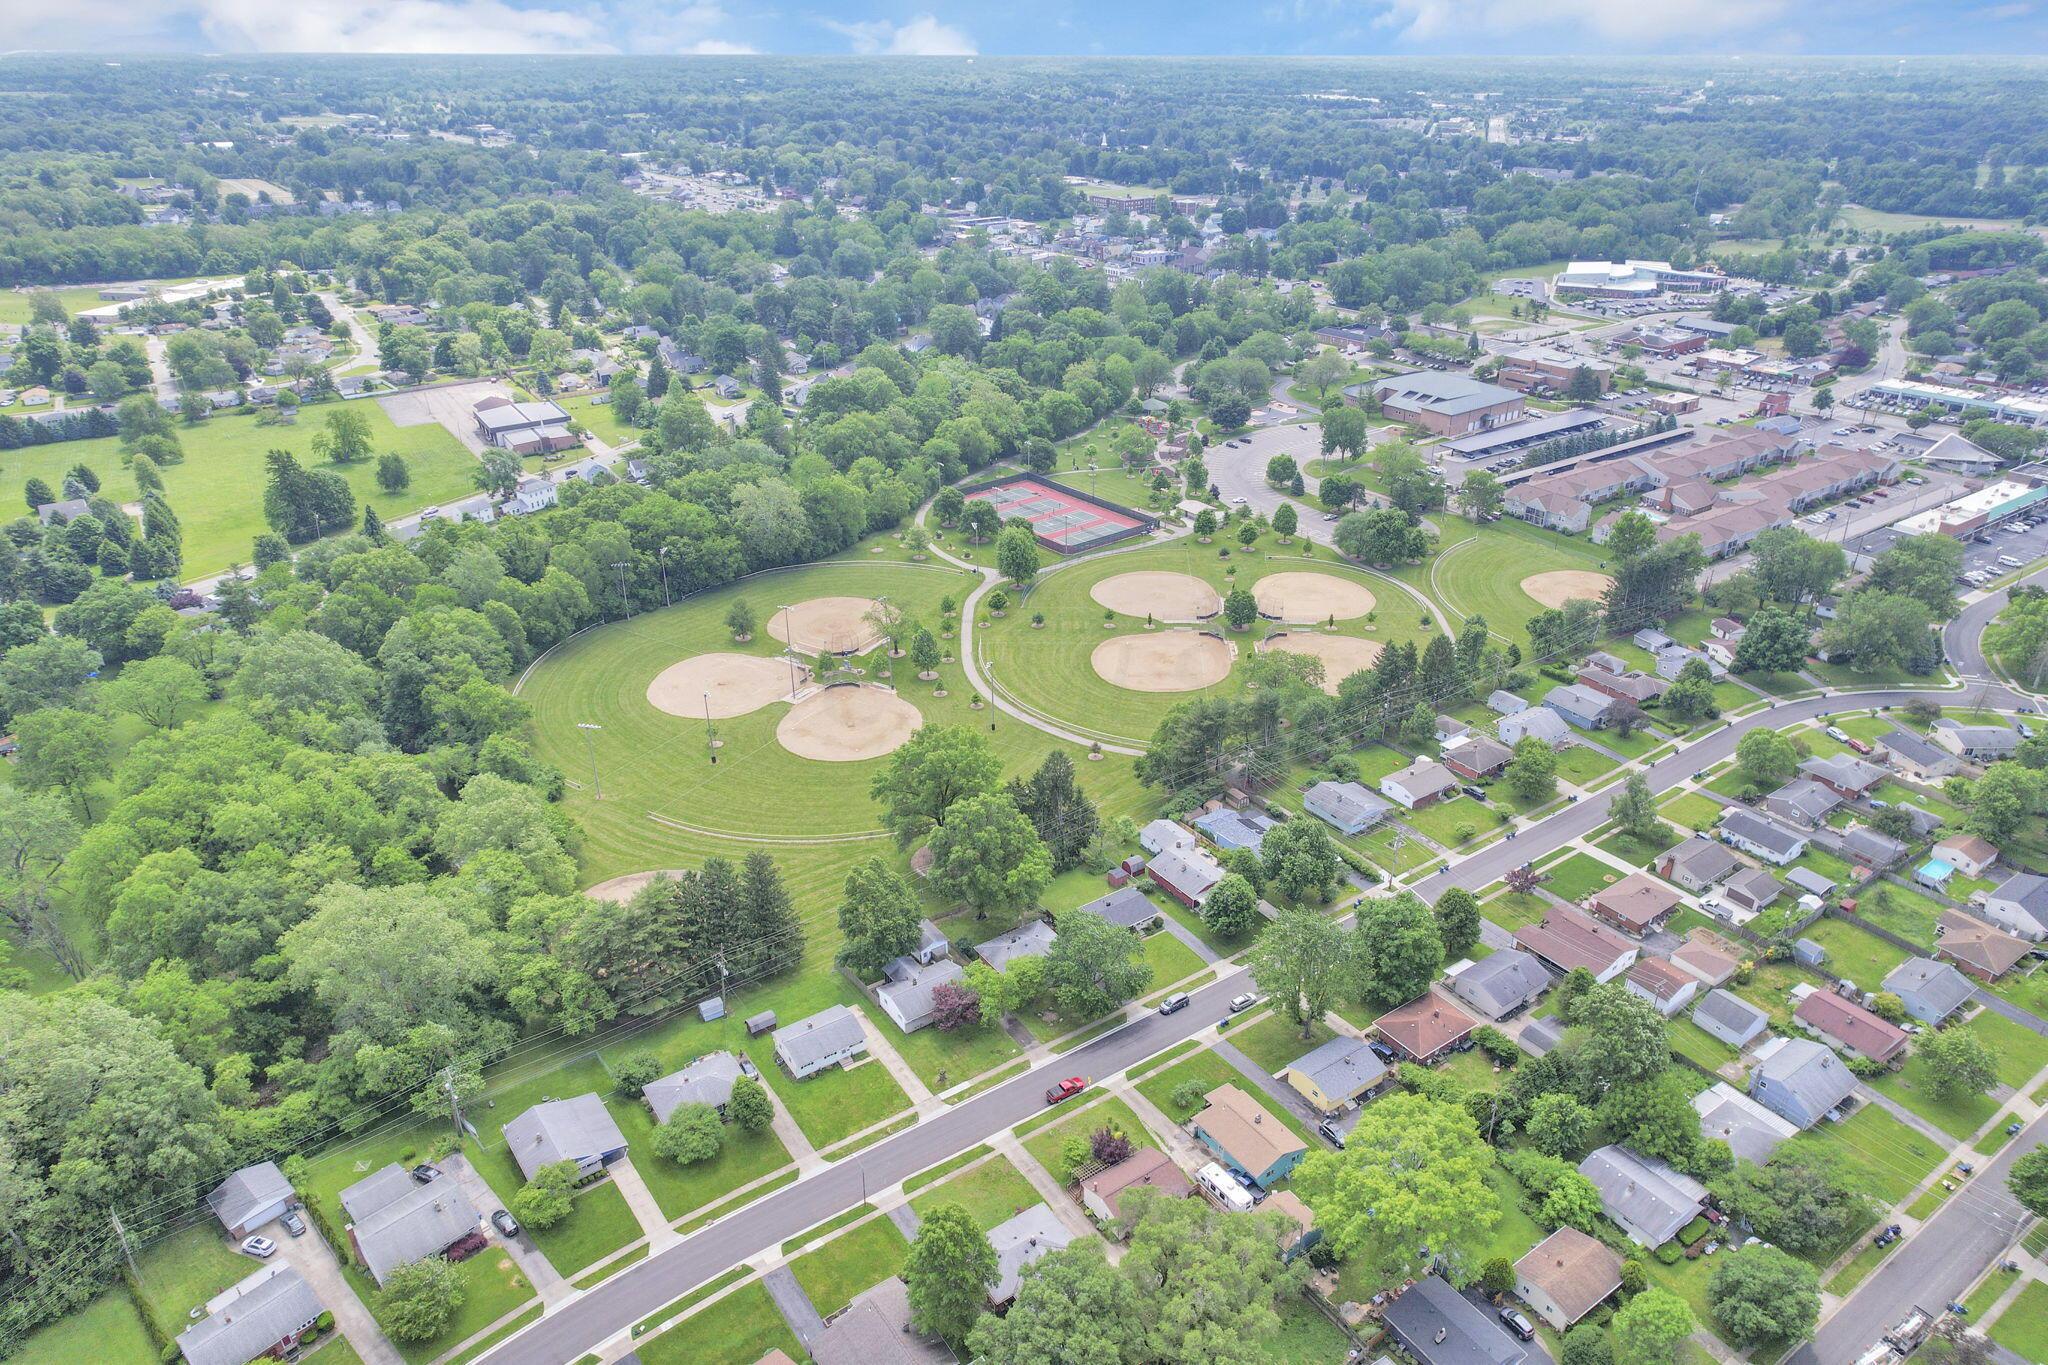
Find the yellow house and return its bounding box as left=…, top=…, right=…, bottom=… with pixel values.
left=1277, top=1037, right=1390, bottom=1116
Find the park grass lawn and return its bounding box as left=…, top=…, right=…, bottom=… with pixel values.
left=1739, top=670, right=1819, bottom=698
left=1816, top=1105, right=1946, bottom=1203
left=1555, top=745, right=1620, bottom=786
left=1800, top=918, right=1912, bottom=989
left=1543, top=852, right=1622, bottom=901
left=1481, top=890, right=1547, bottom=931
left=789, top=1216, right=909, bottom=1316
left=636, top=1281, right=801, bottom=1365
left=1428, top=522, right=1610, bottom=648
left=1142, top=927, right=1207, bottom=992
left=1659, top=792, right=1726, bottom=831
left=1868, top=1053, right=2002, bottom=1141
left=0, top=402, right=480, bottom=581
left=0, top=284, right=118, bottom=323
left=601, top=1095, right=786, bottom=1225
left=1134, top=1049, right=1244, bottom=1125
left=15, top=1285, right=155, bottom=1365
left=1231, top=1012, right=1337, bottom=1075
left=1989, top=1281, right=2048, bottom=1363
left=1963, top=1008, right=2048, bottom=1089
left=1810, top=661, right=1947, bottom=691
left=131, top=1223, right=261, bottom=1323
left=909, top=1154, right=1040, bottom=1231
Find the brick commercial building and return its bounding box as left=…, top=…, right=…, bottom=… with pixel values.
left=1367, top=372, right=1526, bottom=438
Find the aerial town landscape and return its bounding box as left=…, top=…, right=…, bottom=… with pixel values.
left=9, top=16, right=2048, bottom=1365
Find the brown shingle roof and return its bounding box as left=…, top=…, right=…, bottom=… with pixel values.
left=1795, top=991, right=1907, bottom=1062
left=1372, top=989, right=1479, bottom=1059
left=1936, top=909, right=2031, bottom=978
left=1591, top=874, right=1683, bottom=931
left=1514, top=1227, right=1622, bottom=1325
left=1514, top=906, right=1635, bottom=976
left=1081, top=1148, right=1192, bottom=1221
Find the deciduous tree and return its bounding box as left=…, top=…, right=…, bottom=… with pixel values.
left=904, top=1203, right=999, bottom=1342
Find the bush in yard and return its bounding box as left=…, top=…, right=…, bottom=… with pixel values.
left=654, top=1101, right=724, bottom=1166
left=509, top=1159, right=578, bottom=1231
left=1560, top=1324, right=1614, bottom=1365
left=726, top=1075, right=773, bottom=1132
left=1059, top=1134, right=1093, bottom=1181
left=1480, top=1257, right=1516, bottom=1296
left=1707, top=1245, right=1819, bottom=1347
left=614, top=1051, right=664, bottom=1098
left=1619, top=1259, right=1646, bottom=1294
left=376, top=1256, right=466, bottom=1342
left=1090, top=1126, right=1134, bottom=1165
left=1170, top=1079, right=1208, bottom=1113
left=1472, top=1026, right=1518, bottom=1065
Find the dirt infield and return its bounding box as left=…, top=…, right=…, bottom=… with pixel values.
left=1259, top=633, right=1385, bottom=694
left=1090, top=571, right=1222, bottom=622
left=646, top=652, right=796, bottom=719
left=584, top=870, right=682, bottom=904
left=1091, top=630, right=1234, bottom=692
left=1520, top=570, right=1615, bottom=610
left=1254, top=571, right=1377, bottom=623
left=767, top=596, right=884, bottom=655
left=776, top=684, right=921, bottom=761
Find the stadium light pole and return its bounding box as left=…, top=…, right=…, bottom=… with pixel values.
left=779, top=605, right=798, bottom=694
left=657, top=545, right=671, bottom=607
left=576, top=722, right=604, bottom=799
left=611, top=560, right=630, bottom=619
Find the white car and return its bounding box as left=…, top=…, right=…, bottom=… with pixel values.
left=1826, top=726, right=1847, bottom=742
left=240, top=1235, right=277, bottom=1259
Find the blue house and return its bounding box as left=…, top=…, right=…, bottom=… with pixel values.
left=1193, top=807, right=1276, bottom=852
left=1190, top=1084, right=1307, bottom=1189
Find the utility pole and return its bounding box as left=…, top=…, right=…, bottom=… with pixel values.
left=779, top=605, right=798, bottom=694
left=612, top=560, right=630, bottom=619
left=657, top=545, right=671, bottom=607
left=577, top=722, right=604, bottom=799
left=716, top=952, right=730, bottom=1011
left=109, top=1208, right=138, bottom=1280
left=441, top=1064, right=466, bottom=1143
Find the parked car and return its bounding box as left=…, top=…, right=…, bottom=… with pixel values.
left=1044, top=1076, right=1088, bottom=1105
left=492, top=1209, right=521, bottom=1237
left=1228, top=992, right=1257, bottom=1013
left=1826, top=726, right=1848, bottom=742
left=1317, top=1120, right=1347, bottom=1149
left=1498, top=1307, right=1536, bottom=1341
left=280, top=1209, right=307, bottom=1238
left=410, top=1163, right=441, bottom=1184
left=1846, top=737, right=1873, bottom=755
left=1158, top=992, right=1191, bottom=1015
left=240, top=1236, right=277, bottom=1259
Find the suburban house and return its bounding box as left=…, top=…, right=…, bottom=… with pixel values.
left=1139, top=819, right=1196, bottom=857
left=1657, top=836, right=1739, bottom=893
left=911, top=919, right=950, bottom=965
left=645, top=1052, right=743, bottom=1123
left=1934, top=834, right=2000, bottom=880
left=1499, top=707, right=1572, bottom=747
left=504, top=475, right=559, bottom=516
left=339, top=1164, right=483, bottom=1286
left=472, top=396, right=578, bottom=455
left=1381, top=757, right=1459, bottom=810
left=1435, top=716, right=1470, bottom=744
left=1623, top=957, right=1700, bottom=1017
left=1797, top=753, right=1887, bottom=800
left=175, top=1264, right=323, bottom=1365
left=1575, top=666, right=1668, bottom=706
left=876, top=956, right=966, bottom=1033
left=1148, top=846, right=1225, bottom=907
left=1383, top=1274, right=1529, bottom=1365
left=974, top=920, right=1057, bottom=971
left=988, top=1204, right=1076, bottom=1306
left=1372, top=990, right=1480, bottom=1063
left=1369, top=371, right=1526, bottom=438
left=1193, top=806, right=1276, bottom=852
left=1747, top=1037, right=1857, bottom=1128
left=1762, top=779, right=1842, bottom=829
left=1721, top=865, right=1783, bottom=915
left=1444, top=735, right=1514, bottom=782
left=206, top=1162, right=295, bottom=1241
left=1583, top=651, right=1627, bottom=676
left=1488, top=689, right=1529, bottom=715
left=1303, top=779, right=1393, bottom=835
left=1693, top=1083, right=1799, bottom=1165
left=1080, top=1149, right=1192, bottom=1233
left=1878, top=728, right=1960, bottom=782
left=1794, top=991, right=1907, bottom=1065
left=1542, top=684, right=1618, bottom=730
left=1278, top=1036, right=1392, bottom=1114
left=811, top=1276, right=951, bottom=1365
left=773, top=1005, right=869, bottom=1079
left=1513, top=1227, right=1622, bottom=1333
left=1932, top=718, right=2022, bottom=763
left=1075, top=885, right=1163, bottom=932
left=1513, top=907, right=1638, bottom=982
left=1588, top=874, right=1683, bottom=935
left=1717, top=809, right=1808, bottom=866
left=1447, top=949, right=1552, bottom=1021
left=1983, top=872, right=2048, bottom=941
left=1881, top=957, right=1977, bottom=1025
left=1191, top=1084, right=1309, bottom=1188
left=1579, top=1145, right=1707, bottom=1247
left=1692, top=988, right=1770, bottom=1048
left=505, top=1094, right=629, bottom=1181
left=1671, top=928, right=1745, bottom=986
left=1936, top=908, right=2032, bottom=980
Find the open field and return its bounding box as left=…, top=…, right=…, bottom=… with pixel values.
left=0, top=402, right=479, bottom=580
left=1834, top=203, right=2016, bottom=235
left=1426, top=519, right=1614, bottom=648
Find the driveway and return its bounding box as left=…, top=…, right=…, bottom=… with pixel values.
left=444, top=1152, right=571, bottom=1305
left=760, top=1265, right=826, bottom=1351
left=1212, top=1037, right=1332, bottom=1141
left=273, top=1218, right=403, bottom=1365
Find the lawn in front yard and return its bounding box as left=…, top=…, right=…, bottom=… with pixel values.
left=355, top=1245, right=537, bottom=1365
left=1659, top=792, right=1726, bottom=831
left=1814, top=1104, right=1946, bottom=1204
left=1481, top=890, right=1548, bottom=930
left=1543, top=852, right=1623, bottom=901
left=740, top=1049, right=910, bottom=1151
left=1963, top=1008, right=2048, bottom=1089
left=908, top=1154, right=1040, bottom=1231
left=636, top=1281, right=801, bottom=1365
left=1555, top=745, right=1620, bottom=786
left=788, top=1217, right=909, bottom=1316
left=1868, top=1055, right=2003, bottom=1141
left=1142, top=928, right=1207, bottom=992
left=1594, top=827, right=1672, bottom=867
left=1134, top=1049, right=1244, bottom=1125
left=1989, top=1280, right=2048, bottom=1363
left=1400, top=795, right=1502, bottom=848
left=1021, top=1094, right=1159, bottom=1181
left=462, top=1139, right=642, bottom=1277
left=1230, top=1012, right=1337, bottom=1075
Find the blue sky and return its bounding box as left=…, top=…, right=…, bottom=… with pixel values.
left=7, top=0, right=2048, bottom=57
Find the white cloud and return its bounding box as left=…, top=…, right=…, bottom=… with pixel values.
left=823, top=11, right=976, bottom=54
left=1366, top=0, right=1788, bottom=43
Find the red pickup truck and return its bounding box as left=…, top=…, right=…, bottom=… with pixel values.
left=1044, top=1076, right=1088, bottom=1106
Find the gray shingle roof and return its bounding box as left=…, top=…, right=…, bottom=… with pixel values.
left=773, top=1004, right=867, bottom=1071
left=875, top=957, right=965, bottom=1029
left=1304, top=779, right=1392, bottom=830
left=175, top=1265, right=322, bottom=1365
left=206, top=1161, right=293, bottom=1234
left=1663, top=835, right=1739, bottom=884
left=1798, top=752, right=1885, bottom=792
left=1692, top=988, right=1768, bottom=1045
left=1282, top=1036, right=1389, bottom=1102
left=340, top=1166, right=480, bottom=1284
left=1448, top=949, right=1552, bottom=1019
left=1077, top=885, right=1161, bottom=930
left=1718, top=809, right=1806, bottom=861
left=974, top=919, right=1057, bottom=971
left=645, top=1052, right=743, bottom=1125
left=1990, top=871, right=2048, bottom=934
left=1384, top=1274, right=1528, bottom=1365
left=1578, top=1146, right=1706, bottom=1247
left=1880, top=727, right=1950, bottom=770
left=503, top=1094, right=628, bottom=1180
left=989, top=1203, right=1075, bottom=1304
left=1750, top=1037, right=1857, bottom=1125
left=1881, top=957, right=1976, bottom=1022
left=1843, top=826, right=1907, bottom=867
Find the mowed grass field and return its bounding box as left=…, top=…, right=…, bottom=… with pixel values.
left=1426, top=518, right=1615, bottom=649
left=518, top=549, right=1152, bottom=963
left=980, top=533, right=1432, bottom=747
left=0, top=402, right=479, bottom=580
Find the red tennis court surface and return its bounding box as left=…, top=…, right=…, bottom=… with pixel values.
left=964, top=476, right=1149, bottom=552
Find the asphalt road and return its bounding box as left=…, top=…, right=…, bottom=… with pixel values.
left=1948, top=562, right=2048, bottom=681
left=488, top=676, right=2034, bottom=1365
left=1791, top=1109, right=2046, bottom=1365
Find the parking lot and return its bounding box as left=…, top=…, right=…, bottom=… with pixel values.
left=1959, top=517, right=2048, bottom=582
left=376, top=378, right=510, bottom=455
left=1205, top=419, right=1385, bottom=541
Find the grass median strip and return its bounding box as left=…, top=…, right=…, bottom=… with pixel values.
left=902, top=1143, right=994, bottom=1195
left=633, top=1264, right=752, bottom=1338
left=779, top=1202, right=877, bottom=1258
